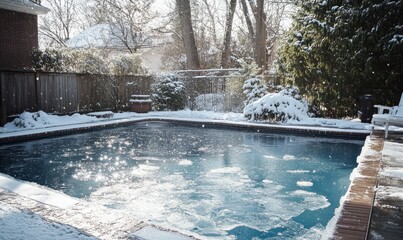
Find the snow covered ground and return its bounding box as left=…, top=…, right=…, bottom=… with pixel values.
left=0, top=110, right=402, bottom=240
left=0, top=110, right=374, bottom=135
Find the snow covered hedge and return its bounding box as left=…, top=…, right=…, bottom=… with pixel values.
left=10, top=111, right=51, bottom=128
left=32, top=48, right=147, bottom=75
left=244, top=86, right=309, bottom=123
left=195, top=94, right=224, bottom=111
left=108, top=54, right=148, bottom=75
left=151, top=74, right=186, bottom=111
left=243, top=76, right=267, bottom=106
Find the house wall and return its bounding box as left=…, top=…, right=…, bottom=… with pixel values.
left=0, top=9, right=38, bottom=71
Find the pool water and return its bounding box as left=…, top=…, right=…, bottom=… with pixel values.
left=0, top=122, right=363, bottom=239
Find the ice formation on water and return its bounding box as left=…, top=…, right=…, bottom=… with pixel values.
left=283, top=155, right=297, bottom=161
left=178, top=159, right=193, bottom=166
left=297, top=181, right=314, bottom=187
left=88, top=162, right=331, bottom=239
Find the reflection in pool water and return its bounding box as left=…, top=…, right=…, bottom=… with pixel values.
left=0, top=122, right=363, bottom=239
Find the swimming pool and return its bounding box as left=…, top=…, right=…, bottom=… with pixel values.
left=0, top=122, right=363, bottom=239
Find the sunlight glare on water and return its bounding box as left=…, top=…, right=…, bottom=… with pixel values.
left=0, top=122, right=363, bottom=240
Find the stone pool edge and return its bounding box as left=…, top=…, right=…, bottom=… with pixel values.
left=325, top=132, right=383, bottom=239
left=0, top=117, right=370, bottom=144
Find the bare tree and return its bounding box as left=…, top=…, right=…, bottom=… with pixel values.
left=240, top=0, right=255, bottom=43
left=90, top=0, right=156, bottom=53
left=220, top=0, right=237, bottom=69
left=176, top=0, right=200, bottom=69
left=236, top=0, right=293, bottom=71
left=39, top=0, right=78, bottom=47
left=201, top=0, right=219, bottom=47
left=161, top=0, right=293, bottom=70
left=254, top=0, right=267, bottom=70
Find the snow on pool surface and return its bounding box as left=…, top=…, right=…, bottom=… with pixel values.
left=0, top=122, right=363, bottom=240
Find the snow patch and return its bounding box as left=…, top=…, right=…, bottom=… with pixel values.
left=0, top=201, right=95, bottom=240
left=130, top=226, right=192, bottom=240
left=0, top=173, right=78, bottom=209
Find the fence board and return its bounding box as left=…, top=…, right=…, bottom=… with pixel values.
left=2, top=72, right=37, bottom=115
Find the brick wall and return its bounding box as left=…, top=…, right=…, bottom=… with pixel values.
left=0, top=9, right=38, bottom=71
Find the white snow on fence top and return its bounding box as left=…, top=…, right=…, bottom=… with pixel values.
left=0, top=173, right=78, bottom=208
left=129, top=99, right=152, bottom=103
left=174, top=68, right=241, bottom=73
left=131, top=94, right=151, bottom=98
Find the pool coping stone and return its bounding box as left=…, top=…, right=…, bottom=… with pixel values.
left=0, top=117, right=370, bottom=144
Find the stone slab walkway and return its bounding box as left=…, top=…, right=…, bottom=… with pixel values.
left=0, top=187, right=196, bottom=240
left=369, top=133, right=403, bottom=240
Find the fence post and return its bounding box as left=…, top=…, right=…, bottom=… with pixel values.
left=0, top=73, right=7, bottom=126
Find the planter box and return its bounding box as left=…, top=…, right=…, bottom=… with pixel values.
left=130, top=95, right=152, bottom=113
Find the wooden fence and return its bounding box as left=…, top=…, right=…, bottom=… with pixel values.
left=0, top=71, right=153, bottom=125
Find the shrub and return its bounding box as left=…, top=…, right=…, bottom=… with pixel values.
left=109, top=54, right=148, bottom=75
left=195, top=93, right=224, bottom=111
left=32, top=48, right=64, bottom=72
left=151, top=74, right=186, bottom=111
left=244, top=86, right=309, bottom=123
left=243, top=76, right=267, bottom=106
left=63, top=49, right=109, bottom=74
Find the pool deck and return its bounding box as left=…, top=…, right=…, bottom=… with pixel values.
left=368, top=131, right=403, bottom=239
left=333, top=130, right=403, bottom=240
left=0, top=186, right=198, bottom=240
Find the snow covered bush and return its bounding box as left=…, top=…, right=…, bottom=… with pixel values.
left=238, top=59, right=261, bottom=78
left=108, top=54, right=148, bottom=75
left=151, top=74, right=186, bottom=111
left=10, top=111, right=50, bottom=128
left=195, top=94, right=224, bottom=111
left=244, top=86, right=309, bottom=123
left=64, top=49, right=109, bottom=74
left=243, top=76, right=267, bottom=106
left=32, top=48, right=64, bottom=72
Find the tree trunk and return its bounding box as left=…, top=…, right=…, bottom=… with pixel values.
left=176, top=0, right=200, bottom=69
left=240, top=0, right=255, bottom=43
left=254, top=0, right=267, bottom=70
left=220, top=0, right=237, bottom=69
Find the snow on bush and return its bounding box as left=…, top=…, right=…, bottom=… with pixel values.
left=32, top=48, right=64, bottom=72
left=244, top=86, right=309, bottom=123
left=238, top=59, right=261, bottom=78
left=32, top=48, right=148, bottom=76
left=9, top=111, right=51, bottom=128
left=195, top=94, right=224, bottom=112
left=63, top=49, right=109, bottom=74
left=243, top=76, right=267, bottom=106
left=151, top=74, right=186, bottom=111
left=108, top=54, right=148, bottom=75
